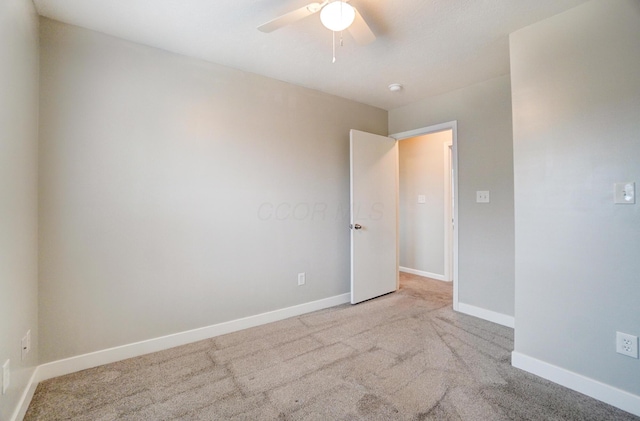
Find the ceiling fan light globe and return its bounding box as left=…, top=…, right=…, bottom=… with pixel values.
left=320, top=1, right=356, bottom=32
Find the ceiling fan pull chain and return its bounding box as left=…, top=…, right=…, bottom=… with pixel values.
left=332, top=30, right=336, bottom=63
left=340, top=30, right=344, bottom=47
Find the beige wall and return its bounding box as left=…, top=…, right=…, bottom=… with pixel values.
left=389, top=75, right=515, bottom=318
left=38, top=18, right=387, bottom=363
left=0, top=0, right=40, bottom=418
left=399, top=131, right=451, bottom=277
left=511, top=0, right=640, bottom=397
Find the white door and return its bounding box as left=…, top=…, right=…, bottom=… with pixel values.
left=350, top=129, right=398, bottom=304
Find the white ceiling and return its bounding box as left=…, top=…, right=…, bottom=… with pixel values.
left=33, top=0, right=588, bottom=110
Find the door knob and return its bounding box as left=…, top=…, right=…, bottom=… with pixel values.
left=350, top=224, right=363, bottom=230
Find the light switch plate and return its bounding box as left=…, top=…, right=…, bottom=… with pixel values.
left=614, top=182, right=635, bottom=204
left=476, top=191, right=490, bottom=203
left=417, top=195, right=426, bottom=204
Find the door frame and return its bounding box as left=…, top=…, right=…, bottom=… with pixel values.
left=390, top=121, right=459, bottom=311
left=444, top=139, right=453, bottom=283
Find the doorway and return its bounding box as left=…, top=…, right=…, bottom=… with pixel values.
left=391, top=121, right=458, bottom=310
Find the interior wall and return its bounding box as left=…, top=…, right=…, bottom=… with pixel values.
left=398, top=131, right=451, bottom=277
left=38, top=18, right=387, bottom=363
left=0, top=0, right=39, bottom=418
left=389, top=75, right=515, bottom=318
left=511, top=0, right=640, bottom=397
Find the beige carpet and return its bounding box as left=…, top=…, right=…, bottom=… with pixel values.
left=25, top=273, right=639, bottom=420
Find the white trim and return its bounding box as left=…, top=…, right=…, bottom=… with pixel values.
left=349, top=130, right=355, bottom=304
left=452, top=122, right=458, bottom=311
left=457, top=302, right=515, bottom=328
left=35, top=292, right=350, bottom=383
left=399, top=266, right=446, bottom=282
left=9, top=367, right=38, bottom=421
left=395, top=139, right=400, bottom=293
left=391, top=120, right=459, bottom=311
left=512, top=352, right=640, bottom=417
left=391, top=121, right=456, bottom=140
left=443, top=140, right=453, bottom=283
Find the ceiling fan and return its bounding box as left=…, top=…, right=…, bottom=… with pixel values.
left=257, top=1, right=376, bottom=46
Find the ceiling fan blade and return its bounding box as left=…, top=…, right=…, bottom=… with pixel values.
left=348, top=8, right=375, bottom=45
left=257, top=2, right=323, bottom=33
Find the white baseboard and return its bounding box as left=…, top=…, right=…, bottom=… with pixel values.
left=512, top=351, right=640, bottom=417
left=35, top=292, right=350, bottom=384
left=457, top=302, right=515, bottom=328
left=399, top=266, right=446, bottom=282
left=10, top=366, right=38, bottom=421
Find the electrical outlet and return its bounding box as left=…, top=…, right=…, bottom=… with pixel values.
left=2, top=359, right=9, bottom=395
left=616, top=332, right=639, bottom=358
left=297, top=272, right=306, bottom=286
